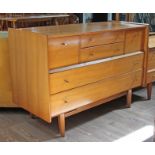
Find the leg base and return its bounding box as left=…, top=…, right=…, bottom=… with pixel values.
left=126, top=89, right=132, bottom=108
left=147, top=83, right=152, bottom=100
left=58, top=113, right=65, bottom=137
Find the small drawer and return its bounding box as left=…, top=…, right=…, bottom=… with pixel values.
left=49, top=52, right=143, bottom=94
left=80, top=31, right=125, bottom=48
left=80, top=42, right=124, bottom=62
left=147, top=71, right=155, bottom=83
left=148, top=50, right=155, bottom=70
left=48, top=36, right=80, bottom=69
left=125, top=29, right=143, bottom=53
left=50, top=70, right=142, bottom=116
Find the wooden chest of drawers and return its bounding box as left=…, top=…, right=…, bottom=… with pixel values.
left=9, top=21, right=148, bottom=136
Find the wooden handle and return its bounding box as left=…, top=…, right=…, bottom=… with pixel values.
left=62, top=42, right=68, bottom=46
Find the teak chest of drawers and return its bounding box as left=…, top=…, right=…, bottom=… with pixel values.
left=9, top=21, right=148, bottom=136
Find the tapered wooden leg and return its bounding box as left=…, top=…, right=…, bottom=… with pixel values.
left=126, top=89, right=132, bottom=108
left=58, top=113, right=65, bottom=137
left=147, top=83, right=152, bottom=100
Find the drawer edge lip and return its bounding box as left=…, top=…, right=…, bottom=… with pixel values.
left=147, top=69, right=155, bottom=73
left=49, top=51, right=143, bottom=74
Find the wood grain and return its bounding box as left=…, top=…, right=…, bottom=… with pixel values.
left=80, top=31, right=125, bottom=48
left=51, top=70, right=142, bottom=116
left=125, top=29, right=143, bottom=53
left=9, top=29, right=51, bottom=122
left=0, top=32, right=16, bottom=107
left=148, top=50, right=155, bottom=70
left=48, top=36, right=80, bottom=69
left=49, top=52, right=143, bottom=94
left=80, top=42, right=124, bottom=62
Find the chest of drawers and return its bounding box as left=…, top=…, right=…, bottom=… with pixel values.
left=9, top=21, right=148, bottom=136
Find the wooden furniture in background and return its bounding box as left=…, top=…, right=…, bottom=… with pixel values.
left=0, top=13, right=79, bottom=31
left=115, top=13, right=134, bottom=22
left=147, top=34, right=155, bottom=99
left=9, top=21, right=148, bottom=136
left=0, top=32, right=16, bottom=107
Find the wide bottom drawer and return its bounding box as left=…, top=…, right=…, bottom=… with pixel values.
left=50, top=70, right=142, bottom=116
left=147, top=70, right=155, bottom=83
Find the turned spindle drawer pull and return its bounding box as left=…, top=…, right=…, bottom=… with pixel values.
left=61, top=42, right=68, bottom=46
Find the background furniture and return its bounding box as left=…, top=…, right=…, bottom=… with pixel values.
left=0, top=13, right=79, bottom=31
left=147, top=34, right=155, bottom=99
left=9, top=21, right=148, bottom=136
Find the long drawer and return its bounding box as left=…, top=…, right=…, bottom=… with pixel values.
left=147, top=70, right=155, bottom=83
left=49, top=52, right=143, bottom=94
left=48, top=36, right=80, bottom=69
left=50, top=70, right=142, bottom=116
left=148, top=49, right=155, bottom=70
left=80, top=31, right=125, bottom=48
left=80, top=42, right=124, bottom=62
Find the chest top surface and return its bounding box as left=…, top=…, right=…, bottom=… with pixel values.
left=17, top=21, right=147, bottom=38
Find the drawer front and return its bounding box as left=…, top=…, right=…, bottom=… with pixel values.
left=48, top=36, right=80, bottom=69
left=148, top=50, right=155, bottom=70
left=147, top=71, right=155, bottom=83
left=80, top=42, right=124, bottom=62
left=80, top=31, right=125, bottom=48
left=49, top=52, right=143, bottom=94
left=50, top=70, right=142, bottom=116
left=125, top=29, right=143, bottom=53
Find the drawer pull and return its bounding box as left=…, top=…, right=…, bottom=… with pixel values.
left=88, top=38, right=93, bottom=42
left=61, top=42, right=68, bottom=46
left=64, top=100, right=68, bottom=103
left=64, top=79, right=69, bottom=83
left=89, top=53, right=94, bottom=56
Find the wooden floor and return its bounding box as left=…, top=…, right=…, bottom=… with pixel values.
left=0, top=84, right=155, bottom=142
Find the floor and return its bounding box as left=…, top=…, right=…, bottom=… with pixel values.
left=0, top=85, right=155, bottom=142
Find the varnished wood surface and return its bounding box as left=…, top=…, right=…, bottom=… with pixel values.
left=48, top=36, right=80, bottom=69
left=148, top=50, right=155, bottom=70
left=51, top=71, right=142, bottom=116
left=147, top=70, right=155, bottom=83
left=9, top=29, right=50, bottom=122
left=0, top=87, right=154, bottom=142
left=0, top=32, right=16, bottom=107
left=9, top=22, right=148, bottom=135
left=80, top=30, right=124, bottom=48
left=125, top=29, right=143, bottom=53
left=149, top=35, right=155, bottom=49
left=23, top=21, right=147, bottom=37
left=49, top=51, right=143, bottom=74
left=80, top=42, right=124, bottom=62
left=49, top=52, right=143, bottom=94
